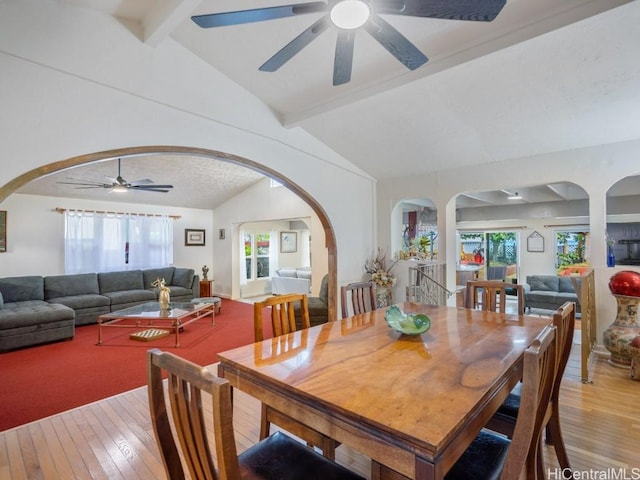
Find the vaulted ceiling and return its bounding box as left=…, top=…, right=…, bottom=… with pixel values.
left=16, top=0, right=640, bottom=209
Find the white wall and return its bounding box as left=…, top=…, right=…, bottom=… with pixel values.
left=211, top=178, right=328, bottom=299
left=0, top=1, right=376, bottom=298
left=0, top=194, right=213, bottom=277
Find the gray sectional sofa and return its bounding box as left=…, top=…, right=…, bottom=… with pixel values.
left=0, top=267, right=198, bottom=352
left=523, top=275, right=581, bottom=313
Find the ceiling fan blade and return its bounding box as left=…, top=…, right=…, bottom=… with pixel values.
left=375, top=0, right=506, bottom=21
left=260, top=16, right=331, bottom=72
left=364, top=15, right=428, bottom=70
left=333, top=30, right=355, bottom=86
left=129, top=188, right=172, bottom=193
left=130, top=184, right=174, bottom=190
left=128, top=179, right=153, bottom=186
left=57, top=180, right=110, bottom=187
left=192, top=2, right=327, bottom=28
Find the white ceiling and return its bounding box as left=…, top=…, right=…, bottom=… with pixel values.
left=16, top=0, right=640, bottom=209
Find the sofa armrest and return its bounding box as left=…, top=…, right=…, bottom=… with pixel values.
left=190, top=274, right=200, bottom=291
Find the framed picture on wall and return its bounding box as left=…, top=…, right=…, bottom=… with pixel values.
left=280, top=231, right=297, bottom=253
left=185, top=229, right=206, bottom=246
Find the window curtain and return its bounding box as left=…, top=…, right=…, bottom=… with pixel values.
left=64, top=211, right=126, bottom=274
left=64, top=211, right=173, bottom=274
left=127, top=215, right=173, bottom=269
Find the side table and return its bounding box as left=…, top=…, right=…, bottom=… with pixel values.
left=199, top=280, right=213, bottom=297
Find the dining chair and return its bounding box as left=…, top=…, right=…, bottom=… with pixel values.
left=465, top=280, right=525, bottom=315
left=444, top=324, right=558, bottom=479
left=147, top=349, right=364, bottom=480
left=254, top=294, right=339, bottom=460
left=486, top=301, right=576, bottom=472
left=340, top=281, right=377, bottom=318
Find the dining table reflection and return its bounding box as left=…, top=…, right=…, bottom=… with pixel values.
left=218, top=302, right=551, bottom=480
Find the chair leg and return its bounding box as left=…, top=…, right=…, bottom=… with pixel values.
left=259, top=403, right=270, bottom=440
left=546, top=412, right=571, bottom=471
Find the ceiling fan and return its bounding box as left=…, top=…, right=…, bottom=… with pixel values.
left=191, top=0, right=507, bottom=86
left=58, top=159, right=174, bottom=193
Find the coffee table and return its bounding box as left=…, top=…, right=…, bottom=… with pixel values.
left=97, top=301, right=215, bottom=347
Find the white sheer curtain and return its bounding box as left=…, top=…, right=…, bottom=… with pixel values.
left=64, top=211, right=173, bottom=274
left=65, top=211, right=126, bottom=274
left=127, top=215, right=173, bottom=269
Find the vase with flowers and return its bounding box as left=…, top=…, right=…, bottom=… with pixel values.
left=365, top=248, right=399, bottom=308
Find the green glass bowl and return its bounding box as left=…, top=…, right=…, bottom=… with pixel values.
left=384, top=305, right=431, bottom=335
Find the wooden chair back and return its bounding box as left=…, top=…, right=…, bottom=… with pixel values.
left=543, top=301, right=576, bottom=470
left=253, top=293, right=310, bottom=342
left=501, top=324, right=557, bottom=480
left=466, top=280, right=525, bottom=315
left=252, top=293, right=337, bottom=459
left=340, top=281, right=377, bottom=318
left=147, top=348, right=240, bottom=480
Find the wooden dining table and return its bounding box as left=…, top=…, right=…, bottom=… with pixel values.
left=217, top=302, right=551, bottom=480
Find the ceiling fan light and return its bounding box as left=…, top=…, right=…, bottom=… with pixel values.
left=112, top=185, right=128, bottom=193
left=330, top=0, right=371, bottom=29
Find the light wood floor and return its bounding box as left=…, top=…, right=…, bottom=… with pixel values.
left=1, top=337, right=638, bottom=479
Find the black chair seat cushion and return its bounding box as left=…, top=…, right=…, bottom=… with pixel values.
left=444, top=430, right=510, bottom=480
left=238, top=431, right=363, bottom=480
left=495, top=382, right=522, bottom=419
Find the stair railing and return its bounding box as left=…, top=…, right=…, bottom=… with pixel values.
left=406, top=263, right=457, bottom=306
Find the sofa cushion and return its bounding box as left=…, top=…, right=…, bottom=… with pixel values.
left=46, top=294, right=110, bottom=310
left=0, top=301, right=75, bottom=329
left=103, top=290, right=156, bottom=307
left=296, top=270, right=312, bottom=280
left=528, top=276, right=559, bottom=292
left=276, top=268, right=298, bottom=278
left=98, top=270, right=144, bottom=293
left=0, top=276, right=44, bottom=302
left=44, top=273, right=100, bottom=300
left=172, top=268, right=195, bottom=289
left=526, top=291, right=559, bottom=305
left=143, top=267, right=175, bottom=289
left=559, top=276, right=581, bottom=293
left=318, top=274, right=329, bottom=304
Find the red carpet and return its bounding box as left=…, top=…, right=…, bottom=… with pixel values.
left=0, top=299, right=263, bottom=432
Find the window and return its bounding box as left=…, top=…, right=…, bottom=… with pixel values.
left=64, top=211, right=173, bottom=274
left=555, top=229, right=590, bottom=273
left=244, top=232, right=271, bottom=281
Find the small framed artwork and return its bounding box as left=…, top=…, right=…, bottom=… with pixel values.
left=280, top=231, right=297, bottom=253
left=219, top=228, right=226, bottom=240
left=527, top=231, right=545, bottom=252
left=185, top=229, right=206, bottom=246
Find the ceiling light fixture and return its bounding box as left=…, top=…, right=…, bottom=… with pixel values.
left=112, top=185, right=128, bottom=193
left=508, top=192, right=522, bottom=200
left=330, top=0, right=371, bottom=29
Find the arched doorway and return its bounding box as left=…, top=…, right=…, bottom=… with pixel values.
left=0, top=146, right=339, bottom=321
